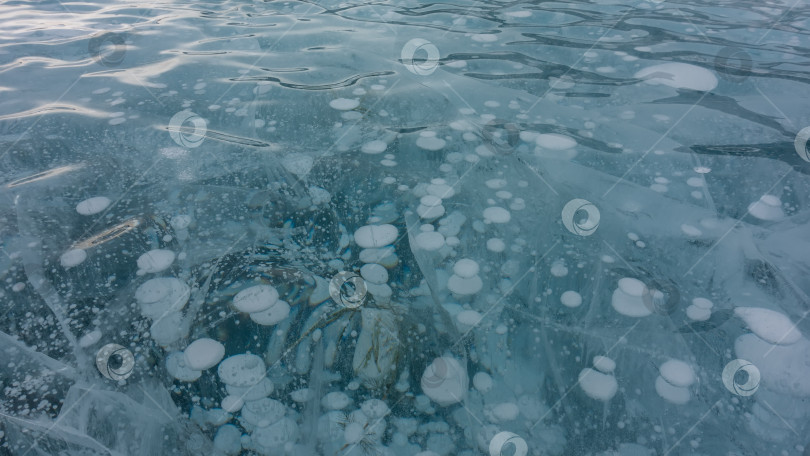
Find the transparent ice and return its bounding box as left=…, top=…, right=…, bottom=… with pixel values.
left=0, top=0, right=809, bottom=455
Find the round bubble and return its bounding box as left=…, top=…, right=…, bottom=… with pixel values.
left=795, top=126, right=810, bottom=163
left=96, top=343, right=135, bottom=381
left=168, top=111, right=207, bottom=148
left=329, top=271, right=367, bottom=308
left=722, top=359, right=760, bottom=396
left=561, top=198, right=600, bottom=236
left=489, top=431, right=528, bottom=456
left=401, top=38, right=440, bottom=76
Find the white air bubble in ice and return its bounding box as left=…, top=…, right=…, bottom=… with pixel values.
left=747, top=194, right=784, bottom=221
left=634, top=63, right=719, bottom=91
left=578, top=367, right=618, bottom=401
left=361, top=140, right=387, bottom=154
left=322, top=391, right=352, bottom=410
left=611, top=287, right=652, bottom=318
left=659, top=359, right=695, bottom=387
left=447, top=274, right=483, bottom=296
left=734, top=307, right=802, bottom=345
left=483, top=206, right=511, bottom=224
left=137, top=249, right=176, bottom=274
left=76, top=196, right=111, bottom=215
left=218, top=354, right=266, bottom=387
left=329, top=98, right=359, bottom=110
left=686, top=305, right=711, bottom=321
left=417, top=136, right=446, bottom=151
left=241, top=397, right=285, bottom=428
left=535, top=133, right=577, bottom=150
left=360, top=263, right=388, bottom=284
left=227, top=377, right=274, bottom=401
left=281, top=153, right=314, bottom=176
left=560, top=290, right=583, bottom=308
left=593, top=356, right=616, bottom=374
left=60, top=249, right=87, bottom=268
left=183, top=338, right=225, bottom=370
left=166, top=352, right=202, bottom=382
left=221, top=395, right=244, bottom=413
left=655, top=375, right=691, bottom=404
left=249, top=300, right=291, bottom=326
left=354, top=224, right=398, bottom=248
left=135, top=277, right=190, bottom=319
left=416, top=231, right=445, bottom=251
left=233, top=285, right=279, bottom=313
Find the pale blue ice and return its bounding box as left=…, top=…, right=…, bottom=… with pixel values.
left=0, top=0, right=809, bottom=455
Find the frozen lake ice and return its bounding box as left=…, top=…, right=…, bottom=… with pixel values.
left=0, top=0, right=809, bottom=455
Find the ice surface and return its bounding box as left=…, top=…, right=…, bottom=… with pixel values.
left=1, top=0, right=809, bottom=454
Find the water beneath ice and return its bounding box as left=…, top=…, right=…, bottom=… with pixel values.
left=1, top=0, right=810, bottom=455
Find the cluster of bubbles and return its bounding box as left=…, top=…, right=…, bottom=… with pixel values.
left=86, top=35, right=784, bottom=453
left=420, top=358, right=529, bottom=455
